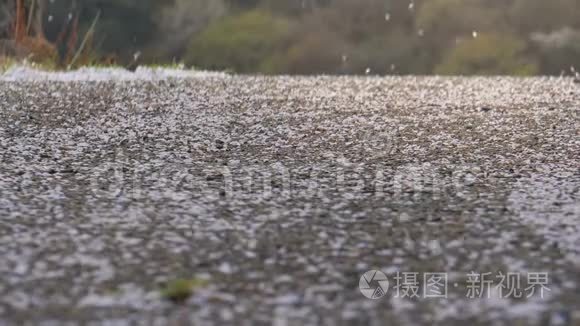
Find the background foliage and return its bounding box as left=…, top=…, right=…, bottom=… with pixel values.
left=2, top=0, right=580, bottom=75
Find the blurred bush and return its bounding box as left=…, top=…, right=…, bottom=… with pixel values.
left=261, top=27, right=346, bottom=75
left=314, top=0, right=390, bottom=44
left=4, top=0, right=580, bottom=75
left=185, top=10, right=292, bottom=73
left=530, top=28, right=580, bottom=75
left=510, top=0, right=580, bottom=34
left=416, top=0, right=505, bottom=42
left=344, top=31, right=432, bottom=75
left=262, top=0, right=430, bottom=75
left=0, top=1, right=14, bottom=39
left=435, top=34, right=538, bottom=75
left=152, top=0, right=226, bottom=60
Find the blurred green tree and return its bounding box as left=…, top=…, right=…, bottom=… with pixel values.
left=315, top=0, right=391, bottom=44
left=415, top=0, right=506, bottom=41
left=39, top=0, right=166, bottom=63
left=435, top=33, right=538, bottom=75
left=4, top=0, right=580, bottom=75
left=530, top=28, right=580, bottom=75
left=510, top=0, right=580, bottom=34
left=347, top=30, right=433, bottom=75
left=152, top=0, right=226, bottom=60
left=185, top=10, right=292, bottom=73
left=261, top=26, right=347, bottom=74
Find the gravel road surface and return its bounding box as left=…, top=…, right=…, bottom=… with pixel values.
left=0, top=68, right=579, bottom=325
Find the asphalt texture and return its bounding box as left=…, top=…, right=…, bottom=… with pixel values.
left=0, top=72, right=579, bottom=325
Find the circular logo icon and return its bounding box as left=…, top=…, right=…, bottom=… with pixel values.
left=359, top=270, right=389, bottom=299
